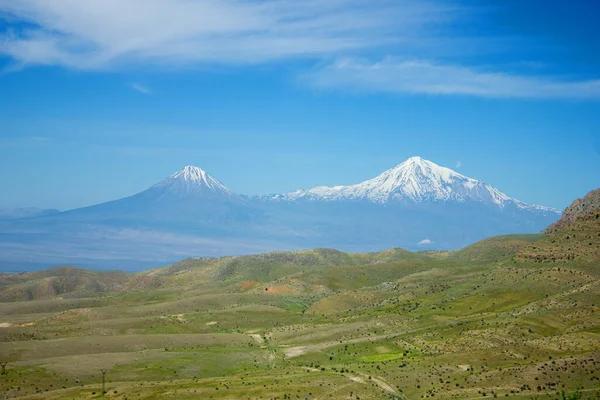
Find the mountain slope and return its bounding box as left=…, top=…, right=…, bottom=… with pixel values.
left=517, top=188, right=600, bottom=263
left=100, top=165, right=243, bottom=207
left=145, top=165, right=239, bottom=202
left=0, top=208, right=60, bottom=220
left=545, top=188, right=600, bottom=233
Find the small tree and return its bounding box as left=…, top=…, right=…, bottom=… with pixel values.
left=100, top=369, right=108, bottom=395
left=561, top=390, right=582, bottom=400
left=0, top=349, right=22, bottom=375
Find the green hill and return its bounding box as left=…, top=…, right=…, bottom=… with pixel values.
left=1, top=191, right=599, bottom=399
left=0, top=267, right=129, bottom=302
left=448, top=233, right=544, bottom=263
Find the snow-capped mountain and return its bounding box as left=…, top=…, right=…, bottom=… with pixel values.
left=273, top=157, right=559, bottom=214
left=51, top=165, right=250, bottom=226
left=147, top=165, right=237, bottom=202
left=0, top=160, right=562, bottom=270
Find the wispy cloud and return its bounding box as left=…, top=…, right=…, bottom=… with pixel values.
left=456, top=161, right=462, bottom=168
left=308, top=58, right=600, bottom=99
left=2, top=2, right=599, bottom=101
left=418, top=239, right=433, bottom=245
left=0, top=0, right=451, bottom=69
left=129, top=83, right=151, bottom=95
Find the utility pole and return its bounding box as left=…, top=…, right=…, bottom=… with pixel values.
left=100, top=369, right=108, bottom=396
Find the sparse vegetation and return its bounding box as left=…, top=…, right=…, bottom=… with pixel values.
left=1, top=193, right=599, bottom=399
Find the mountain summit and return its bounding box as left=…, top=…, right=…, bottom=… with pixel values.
left=57, top=165, right=246, bottom=226
left=150, top=165, right=235, bottom=200
left=277, top=156, right=559, bottom=213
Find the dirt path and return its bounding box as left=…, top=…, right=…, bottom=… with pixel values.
left=316, top=371, right=400, bottom=398
left=356, top=372, right=400, bottom=397
left=282, top=345, right=307, bottom=357
left=249, top=334, right=264, bottom=345
left=314, top=382, right=353, bottom=400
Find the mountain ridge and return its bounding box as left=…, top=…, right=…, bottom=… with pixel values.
left=516, top=188, right=600, bottom=263
left=545, top=188, right=600, bottom=233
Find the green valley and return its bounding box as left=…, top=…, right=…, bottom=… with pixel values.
left=1, top=191, right=599, bottom=399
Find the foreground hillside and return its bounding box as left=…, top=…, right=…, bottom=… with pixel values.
left=517, top=188, right=600, bottom=263
left=1, top=250, right=599, bottom=398
left=0, top=190, right=598, bottom=399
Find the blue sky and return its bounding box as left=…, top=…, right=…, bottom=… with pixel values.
left=0, top=0, right=599, bottom=211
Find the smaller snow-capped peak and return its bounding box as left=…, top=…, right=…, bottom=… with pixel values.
left=170, top=165, right=231, bottom=192
left=175, top=165, right=212, bottom=182
left=150, top=165, right=235, bottom=199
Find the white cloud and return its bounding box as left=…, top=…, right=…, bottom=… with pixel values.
left=418, top=239, right=433, bottom=245
left=3, top=2, right=598, bottom=101
left=456, top=161, right=462, bottom=168
left=308, top=58, right=600, bottom=99
left=0, top=0, right=450, bottom=69
left=129, top=83, right=151, bottom=95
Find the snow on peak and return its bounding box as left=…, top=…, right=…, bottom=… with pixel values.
left=277, top=156, right=560, bottom=213
left=151, top=165, right=234, bottom=197
left=173, top=165, right=211, bottom=184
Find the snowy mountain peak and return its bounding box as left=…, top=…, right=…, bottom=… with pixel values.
left=173, top=165, right=212, bottom=184
left=276, top=157, right=560, bottom=214
left=404, top=155, right=426, bottom=163
left=384, top=156, right=464, bottom=186
left=150, top=165, right=235, bottom=199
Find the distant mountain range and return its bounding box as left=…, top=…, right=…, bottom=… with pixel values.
left=0, top=157, right=561, bottom=271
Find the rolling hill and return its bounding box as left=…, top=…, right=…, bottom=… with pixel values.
left=0, top=189, right=598, bottom=399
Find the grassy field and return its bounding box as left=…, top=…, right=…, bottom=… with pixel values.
left=1, top=235, right=600, bottom=399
